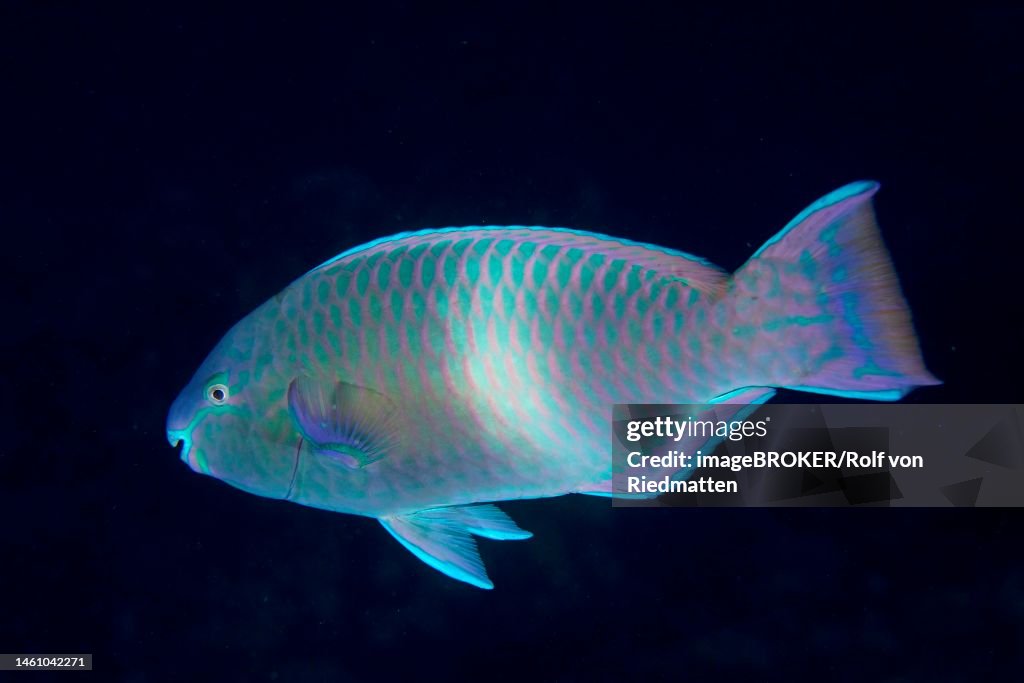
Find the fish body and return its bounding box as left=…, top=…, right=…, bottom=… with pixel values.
left=167, top=181, right=938, bottom=587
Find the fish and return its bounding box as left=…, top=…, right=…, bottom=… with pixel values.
left=167, top=181, right=939, bottom=588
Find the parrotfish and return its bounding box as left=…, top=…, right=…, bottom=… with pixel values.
left=167, top=181, right=938, bottom=588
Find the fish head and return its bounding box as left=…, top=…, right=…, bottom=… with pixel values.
left=167, top=313, right=299, bottom=500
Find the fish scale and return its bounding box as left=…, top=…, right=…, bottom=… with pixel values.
left=255, top=231, right=711, bottom=504
left=168, top=181, right=939, bottom=588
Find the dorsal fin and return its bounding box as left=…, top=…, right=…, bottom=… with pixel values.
left=309, top=225, right=727, bottom=293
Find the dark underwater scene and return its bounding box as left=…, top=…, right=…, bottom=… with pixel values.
left=3, top=3, right=1023, bottom=681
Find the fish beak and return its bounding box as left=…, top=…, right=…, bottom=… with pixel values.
left=166, top=392, right=193, bottom=452
left=167, top=428, right=191, bottom=466
left=168, top=429, right=201, bottom=472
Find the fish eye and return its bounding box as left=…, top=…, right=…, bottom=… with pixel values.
left=206, top=383, right=230, bottom=405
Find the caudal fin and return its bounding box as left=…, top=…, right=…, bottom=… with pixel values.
left=739, top=181, right=940, bottom=400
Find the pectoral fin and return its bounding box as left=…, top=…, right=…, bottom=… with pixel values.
left=379, top=504, right=532, bottom=589
left=287, top=376, right=399, bottom=469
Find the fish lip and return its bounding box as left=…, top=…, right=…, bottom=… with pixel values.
left=166, top=428, right=193, bottom=469
left=167, top=430, right=202, bottom=471
left=167, top=427, right=187, bottom=450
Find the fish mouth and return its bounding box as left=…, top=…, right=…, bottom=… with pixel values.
left=167, top=429, right=187, bottom=454
left=172, top=435, right=212, bottom=475
left=166, top=428, right=201, bottom=471
left=166, top=392, right=197, bottom=466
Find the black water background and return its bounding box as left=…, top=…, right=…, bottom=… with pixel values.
left=3, top=4, right=1023, bottom=681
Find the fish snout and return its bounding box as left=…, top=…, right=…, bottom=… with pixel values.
left=166, top=392, right=196, bottom=462
left=166, top=389, right=194, bottom=435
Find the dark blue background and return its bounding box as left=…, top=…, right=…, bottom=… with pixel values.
left=3, top=3, right=1022, bottom=681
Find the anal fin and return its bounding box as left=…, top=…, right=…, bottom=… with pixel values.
left=379, top=504, right=531, bottom=589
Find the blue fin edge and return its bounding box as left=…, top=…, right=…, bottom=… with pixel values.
left=379, top=518, right=494, bottom=590
left=311, top=225, right=716, bottom=274
left=751, top=181, right=880, bottom=259
left=782, top=385, right=908, bottom=401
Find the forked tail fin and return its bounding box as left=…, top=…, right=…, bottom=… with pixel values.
left=737, top=181, right=940, bottom=400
